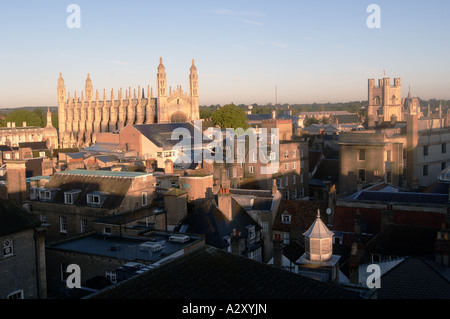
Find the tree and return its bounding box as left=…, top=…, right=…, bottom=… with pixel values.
left=4, top=109, right=43, bottom=127
left=304, top=116, right=320, bottom=127
left=211, top=104, right=249, bottom=130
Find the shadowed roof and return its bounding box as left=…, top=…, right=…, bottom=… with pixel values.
left=87, top=245, right=363, bottom=299
left=0, top=199, right=41, bottom=236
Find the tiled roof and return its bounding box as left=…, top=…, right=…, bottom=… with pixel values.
left=273, top=200, right=328, bottom=233
left=87, top=245, right=363, bottom=299
left=376, top=257, right=450, bottom=299
left=176, top=197, right=259, bottom=249
left=18, top=141, right=48, bottom=150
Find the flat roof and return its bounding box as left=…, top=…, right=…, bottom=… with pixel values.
left=56, top=169, right=150, bottom=178
left=50, top=232, right=201, bottom=263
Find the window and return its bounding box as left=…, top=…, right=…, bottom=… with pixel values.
left=284, top=150, right=289, bottom=159
left=284, top=163, right=289, bottom=170
left=3, top=238, right=13, bottom=257
left=276, top=179, right=282, bottom=188
left=423, top=146, right=429, bottom=156
left=283, top=191, right=289, bottom=199
left=292, top=189, right=297, bottom=199
left=292, top=162, right=297, bottom=169
left=39, top=151, right=46, bottom=157
left=443, top=143, right=447, bottom=154
left=64, top=193, right=73, bottom=204
left=292, top=149, right=297, bottom=158
left=358, top=149, right=366, bottom=161
left=281, top=213, right=291, bottom=224
left=87, top=194, right=100, bottom=205
left=300, top=174, right=304, bottom=183
left=386, top=171, right=392, bottom=183
left=4, top=153, right=11, bottom=159
left=300, top=188, right=305, bottom=198
left=442, top=162, right=447, bottom=171
left=423, top=165, right=429, bottom=176
left=142, top=192, right=148, bottom=206
left=40, top=215, right=47, bottom=223
left=293, top=175, right=296, bottom=185
left=403, top=149, right=407, bottom=160
left=249, top=166, right=254, bottom=174
left=103, top=227, right=111, bottom=235
left=283, top=233, right=290, bottom=245
left=261, top=221, right=269, bottom=235
left=358, top=169, right=366, bottom=182
left=386, top=150, right=392, bottom=162
left=39, top=189, right=51, bottom=200
left=30, top=187, right=38, bottom=200
left=7, top=290, right=24, bottom=299
left=60, top=216, right=67, bottom=233
left=81, top=219, right=88, bottom=233
left=300, top=161, right=305, bottom=169
left=105, top=271, right=117, bottom=284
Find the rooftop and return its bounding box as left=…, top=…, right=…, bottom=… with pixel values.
left=50, top=231, right=202, bottom=263
left=55, top=169, right=151, bottom=179
left=87, top=245, right=364, bottom=299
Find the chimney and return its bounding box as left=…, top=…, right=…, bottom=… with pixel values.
left=22, top=121, right=27, bottom=128
left=273, top=234, right=284, bottom=268
left=12, top=122, right=15, bottom=128
left=230, top=229, right=242, bottom=255
left=7, top=122, right=11, bottom=128
left=218, top=187, right=232, bottom=220
left=272, top=109, right=277, bottom=119
left=164, top=159, right=174, bottom=174
left=5, top=160, right=27, bottom=204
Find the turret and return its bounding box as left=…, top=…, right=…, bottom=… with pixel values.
left=85, top=73, right=93, bottom=102
left=57, top=73, right=66, bottom=139
left=189, top=59, right=199, bottom=121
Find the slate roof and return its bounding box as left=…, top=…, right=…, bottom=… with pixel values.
left=247, top=114, right=273, bottom=122
left=332, top=114, right=361, bottom=124
left=41, top=170, right=142, bottom=209
left=350, top=190, right=448, bottom=205
left=18, top=141, right=48, bottom=150
left=0, top=145, right=13, bottom=152
left=376, top=257, right=450, bottom=299
left=0, top=199, right=41, bottom=236
left=87, top=245, right=363, bottom=299
left=133, top=123, right=211, bottom=150
left=363, top=224, right=439, bottom=258
left=176, top=197, right=260, bottom=249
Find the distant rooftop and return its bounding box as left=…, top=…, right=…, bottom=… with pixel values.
left=56, top=169, right=150, bottom=179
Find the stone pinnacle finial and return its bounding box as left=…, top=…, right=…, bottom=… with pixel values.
left=317, top=209, right=321, bottom=218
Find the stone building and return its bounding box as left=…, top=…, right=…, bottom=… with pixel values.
left=57, top=58, right=200, bottom=148
left=0, top=199, right=47, bottom=299
left=0, top=108, right=58, bottom=149
left=27, top=169, right=158, bottom=243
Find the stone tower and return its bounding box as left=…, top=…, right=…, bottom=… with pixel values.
left=157, top=57, right=168, bottom=123
left=368, top=77, right=402, bottom=128
left=190, top=59, right=199, bottom=121
left=57, top=73, right=66, bottom=139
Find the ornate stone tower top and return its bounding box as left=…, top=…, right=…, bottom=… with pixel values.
left=190, top=59, right=197, bottom=73
left=85, top=73, right=93, bottom=102
left=158, top=57, right=165, bottom=73
left=303, top=209, right=334, bottom=262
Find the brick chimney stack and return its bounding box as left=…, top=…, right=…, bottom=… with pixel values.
left=218, top=187, right=232, bottom=220
left=5, top=160, right=27, bottom=204
left=273, top=234, right=284, bottom=268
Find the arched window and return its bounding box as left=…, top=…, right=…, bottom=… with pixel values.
left=391, top=95, right=396, bottom=105
left=374, top=96, right=381, bottom=105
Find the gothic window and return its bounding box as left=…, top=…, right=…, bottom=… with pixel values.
left=374, top=96, right=381, bottom=105
left=391, top=95, right=396, bottom=105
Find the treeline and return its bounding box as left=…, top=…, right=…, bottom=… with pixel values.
left=0, top=108, right=58, bottom=129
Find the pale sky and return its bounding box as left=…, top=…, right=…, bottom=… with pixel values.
left=0, top=0, right=449, bottom=108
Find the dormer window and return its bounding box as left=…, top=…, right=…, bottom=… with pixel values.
left=281, top=212, right=292, bottom=224
left=39, top=189, right=51, bottom=200
left=64, top=190, right=81, bottom=205
left=87, top=194, right=100, bottom=205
